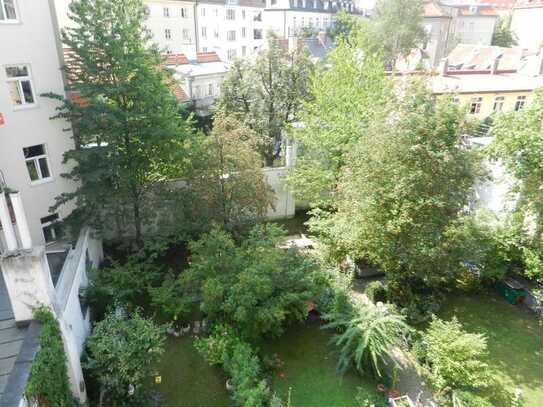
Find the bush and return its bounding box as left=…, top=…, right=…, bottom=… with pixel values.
left=356, top=388, right=388, bottom=407
left=25, top=308, right=75, bottom=407
left=418, top=317, right=490, bottom=394
left=364, top=281, right=386, bottom=303
left=194, top=324, right=240, bottom=365
left=452, top=390, right=494, bottom=407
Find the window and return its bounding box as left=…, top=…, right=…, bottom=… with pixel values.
left=493, top=96, right=505, bottom=112
left=164, top=28, right=171, bottom=39
left=182, top=29, right=190, bottom=41
left=515, top=95, right=527, bottom=111
left=227, top=30, right=236, bottom=41
left=253, top=29, right=262, bottom=40
left=293, top=17, right=297, bottom=28
left=41, top=214, right=61, bottom=244
left=163, top=7, right=169, bottom=17
left=214, top=28, right=219, bottom=39
left=469, top=97, right=482, bottom=114
left=194, top=85, right=201, bottom=98
left=214, top=8, right=218, bottom=17
left=242, top=46, right=247, bottom=57
left=208, top=83, right=214, bottom=96
left=242, top=27, right=246, bottom=38
left=316, top=17, right=320, bottom=28
left=242, top=10, right=246, bottom=19
left=226, top=9, right=235, bottom=20
left=202, top=26, right=207, bottom=39
left=0, top=0, right=17, bottom=22
left=5, top=65, right=35, bottom=107
left=182, top=8, right=189, bottom=18
left=201, top=8, right=205, bottom=17
left=202, top=47, right=208, bottom=52
left=452, top=97, right=460, bottom=105
left=301, top=17, right=305, bottom=27
left=324, top=17, right=328, bottom=27
left=23, top=144, right=51, bottom=182
left=227, top=49, right=237, bottom=60
left=253, top=11, right=261, bottom=21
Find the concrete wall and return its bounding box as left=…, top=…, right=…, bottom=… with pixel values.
left=264, top=167, right=296, bottom=219
left=511, top=7, right=543, bottom=50
left=0, top=0, right=77, bottom=246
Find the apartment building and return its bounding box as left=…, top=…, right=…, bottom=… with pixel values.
left=196, top=0, right=266, bottom=61
left=511, top=1, right=543, bottom=50
left=0, top=0, right=76, bottom=247
left=263, top=0, right=359, bottom=38
left=146, top=0, right=198, bottom=58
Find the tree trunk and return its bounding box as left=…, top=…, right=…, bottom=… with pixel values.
left=133, top=194, right=142, bottom=247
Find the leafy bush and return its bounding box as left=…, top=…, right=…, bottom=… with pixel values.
left=355, top=387, right=388, bottom=407
left=364, top=281, right=386, bottom=303
left=523, top=247, right=543, bottom=283
left=452, top=390, right=494, bottom=407
left=324, top=301, right=409, bottom=377
left=25, top=308, right=75, bottom=407
left=418, top=317, right=490, bottom=394
left=183, top=224, right=318, bottom=339
left=194, top=324, right=240, bottom=365
left=84, top=309, right=166, bottom=405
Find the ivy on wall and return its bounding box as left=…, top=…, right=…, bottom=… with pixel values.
left=25, top=307, right=75, bottom=406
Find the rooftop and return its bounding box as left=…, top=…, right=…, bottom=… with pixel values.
left=431, top=71, right=543, bottom=94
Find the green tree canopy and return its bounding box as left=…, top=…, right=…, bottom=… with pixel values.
left=182, top=224, right=318, bottom=339
left=217, top=33, right=314, bottom=165
left=46, top=0, right=193, bottom=244
left=312, top=80, right=477, bottom=300
left=491, top=16, right=518, bottom=48
left=85, top=309, right=166, bottom=406
left=186, top=115, right=273, bottom=232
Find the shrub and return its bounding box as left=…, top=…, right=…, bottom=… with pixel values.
left=418, top=317, right=490, bottom=393
left=364, top=281, right=386, bottom=303
left=84, top=309, right=166, bottom=405
left=356, top=387, right=388, bottom=407
left=324, top=301, right=409, bottom=377
left=25, top=308, right=75, bottom=407
left=523, top=247, right=543, bottom=284
left=194, top=324, right=240, bottom=365
left=452, top=390, right=494, bottom=407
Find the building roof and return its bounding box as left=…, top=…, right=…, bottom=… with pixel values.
left=514, top=0, right=543, bottom=8
left=196, top=52, right=222, bottom=63
left=457, top=5, right=500, bottom=16
left=423, top=0, right=452, bottom=17
left=481, top=0, right=516, bottom=9
left=431, top=71, right=543, bottom=94
left=0, top=274, right=40, bottom=406
left=447, top=44, right=542, bottom=72
left=164, top=53, right=190, bottom=65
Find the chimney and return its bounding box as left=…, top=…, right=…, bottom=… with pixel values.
left=439, top=57, right=449, bottom=76
left=491, top=57, right=500, bottom=75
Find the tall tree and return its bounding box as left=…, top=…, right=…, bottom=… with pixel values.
left=186, top=115, right=273, bottom=231
left=46, top=0, right=192, bottom=244
left=489, top=89, right=543, bottom=237
left=371, top=0, right=426, bottom=67
left=217, top=33, right=314, bottom=165
left=289, top=31, right=391, bottom=207
left=491, top=16, right=518, bottom=48
left=320, top=80, right=477, bottom=300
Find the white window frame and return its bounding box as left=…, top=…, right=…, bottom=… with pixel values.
left=41, top=213, right=61, bottom=245
left=515, top=95, right=527, bottom=111
left=165, top=28, right=172, bottom=40
left=201, top=26, right=207, bottom=39
left=201, top=8, right=205, bottom=17
left=242, top=27, right=246, bottom=38
left=5, top=64, right=36, bottom=109
left=0, top=0, right=18, bottom=23
left=493, top=96, right=505, bottom=113
left=227, top=30, right=236, bottom=41
left=182, top=28, right=191, bottom=42
left=242, top=45, right=247, bottom=57
left=208, top=83, right=213, bottom=97
left=163, top=7, right=169, bottom=17
left=181, top=8, right=187, bottom=18
left=227, top=49, right=236, bottom=60
left=469, top=96, right=482, bottom=114
left=214, top=28, right=219, bottom=39
left=226, top=9, right=235, bottom=20
left=23, top=143, right=53, bottom=184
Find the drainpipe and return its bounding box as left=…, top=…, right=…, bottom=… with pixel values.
left=194, top=0, right=200, bottom=53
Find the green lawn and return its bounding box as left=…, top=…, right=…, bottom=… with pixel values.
left=261, top=322, right=381, bottom=406
left=155, top=337, right=231, bottom=407
left=437, top=292, right=543, bottom=406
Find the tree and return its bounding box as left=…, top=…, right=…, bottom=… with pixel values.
left=319, top=80, right=477, bottom=302
left=492, top=16, right=518, bottom=48
left=46, top=0, right=192, bottom=244
left=186, top=115, right=273, bottom=232
left=324, top=301, right=409, bottom=377
left=418, top=317, right=490, bottom=395
left=489, top=89, right=543, bottom=237
left=217, top=33, right=314, bottom=165
left=371, top=0, right=426, bottom=67
left=85, top=309, right=166, bottom=406
left=182, top=224, right=318, bottom=339
left=288, top=33, right=391, bottom=207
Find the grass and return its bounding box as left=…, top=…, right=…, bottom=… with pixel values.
left=437, top=292, right=543, bottom=406
left=261, top=322, right=381, bottom=406
left=154, top=336, right=231, bottom=407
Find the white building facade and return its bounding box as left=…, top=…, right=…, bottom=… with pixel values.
left=0, top=0, right=77, bottom=247
left=511, top=2, right=543, bottom=50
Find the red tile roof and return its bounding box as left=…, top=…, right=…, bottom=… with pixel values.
left=423, top=0, right=451, bottom=17
left=196, top=52, right=221, bottom=63
left=164, top=53, right=189, bottom=65
left=173, top=85, right=189, bottom=102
